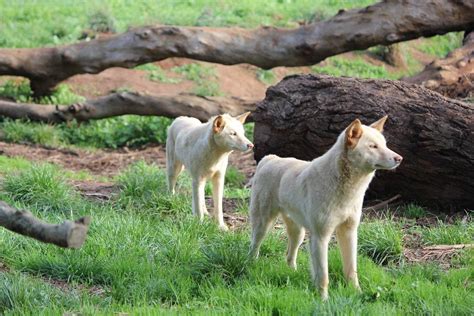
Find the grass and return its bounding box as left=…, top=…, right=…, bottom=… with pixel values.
left=0, top=161, right=471, bottom=314
left=172, top=63, right=222, bottom=96
left=0, top=80, right=84, bottom=105
left=358, top=220, right=404, bottom=265
left=312, top=56, right=394, bottom=79
left=2, top=163, right=80, bottom=213
left=134, top=63, right=181, bottom=84
left=256, top=69, right=277, bottom=85
left=421, top=220, right=474, bottom=245
left=0, top=0, right=379, bottom=48
left=403, top=203, right=429, bottom=219
left=0, top=2, right=472, bottom=312
left=419, top=32, right=464, bottom=58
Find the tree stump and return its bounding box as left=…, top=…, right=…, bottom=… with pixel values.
left=253, top=74, right=474, bottom=211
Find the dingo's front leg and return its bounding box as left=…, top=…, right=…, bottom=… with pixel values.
left=211, top=172, right=228, bottom=231
left=336, top=220, right=360, bottom=290
left=309, top=234, right=331, bottom=301
left=192, top=178, right=207, bottom=220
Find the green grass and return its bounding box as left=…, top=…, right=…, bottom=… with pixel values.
left=0, top=156, right=32, bottom=175
left=0, top=161, right=472, bottom=314
left=313, top=56, right=395, bottom=79
left=0, top=80, right=84, bottom=104
left=421, top=220, right=474, bottom=245
left=224, top=166, right=247, bottom=189
left=419, top=32, right=464, bottom=58
left=172, top=63, right=222, bottom=96
left=134, top=63, right=181, bottom=84
left=0, top=115, right=172, bottom=149
left=358, top=220, right=404, bottom=265
left=1, top=119, right=64, bottom=148
left=402, top=203, right=429, bottom=219
left=2, top=163, right=80, bottom=213
left=0, top=0, right=379, bottom=48
left=256, top=69, right=277, bottom=85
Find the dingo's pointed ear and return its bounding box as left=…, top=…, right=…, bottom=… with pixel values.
left=345, top=119, right=363, bottom=149
left=370, top=115, right=388, bottom=132
left=213, top=115, right=225, bottom=133
left=235, top=111, right=251, bottom=124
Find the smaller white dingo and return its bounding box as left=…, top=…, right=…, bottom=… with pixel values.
left=249, top=116, right=402, bottom=300
left=166, top=112, right=253, bottom=231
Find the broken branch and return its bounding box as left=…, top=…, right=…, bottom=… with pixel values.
left=0, top=201, right=91, bottom=248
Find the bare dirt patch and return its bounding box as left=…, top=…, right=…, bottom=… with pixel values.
left=0, top=141, right=256, bottom=180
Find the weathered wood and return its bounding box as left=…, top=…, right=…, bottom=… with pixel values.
left=405, top=31, right=474, bottom=99
left=253, top=74, right=474, bottom=210
left=382, top=44, right=406, bottom=68
left=0, top=92, right=257, bottom=123
left=0, top=0, right=473, bottom=95
left=0, top=201, right=91, bottom=248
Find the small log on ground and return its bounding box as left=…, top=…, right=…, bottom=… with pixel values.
left=0, top=201, right=91, bottom=248
left=405, top=31, right=474, bottom=99
left=0, top=92, right=257, bottom=123
left=253, top=74, right=474, bottom=210
left=0, top=0, right=473, bottom=95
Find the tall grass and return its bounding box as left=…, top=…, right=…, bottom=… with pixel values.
left=358, top=220, right=404, bottom=265
left=2, top=163, right=79, bottom=213
left=0, top=161, right=471, bottom=314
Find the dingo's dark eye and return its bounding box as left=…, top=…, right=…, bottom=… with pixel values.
left=369, top=144, right=378, bottom=149
left=230, top=131, right=237, bottom=136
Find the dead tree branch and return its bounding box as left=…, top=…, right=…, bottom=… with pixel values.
left=0, top=0, right=473, bottom=95
left=405, top=31, right=474, bottom=98
left=0, top=92, right=257, bottom=123
left=0, top=201, right=91, bottom=248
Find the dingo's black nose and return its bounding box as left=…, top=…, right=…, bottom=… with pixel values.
left=247, top=143, right=254, bottom=149
left=394, top=155, right=403, bottom=163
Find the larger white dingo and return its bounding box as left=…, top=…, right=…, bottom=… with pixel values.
left=166, top=113, right=253, bottom=231
left=249, top=116, right=402, bottom=300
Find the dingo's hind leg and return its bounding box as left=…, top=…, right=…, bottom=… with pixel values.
left=166, top=137, right=184, bottom=194
left=249, top=196, right=278, bottom=259
left=282, top=214, right=305, bottom=270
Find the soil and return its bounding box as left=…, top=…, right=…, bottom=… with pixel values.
left=0, top=141, right=256, bottom=180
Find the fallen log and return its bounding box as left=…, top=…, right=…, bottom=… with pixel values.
left=253, top=74, right=474, bottom=210
left=1, top=0, right=473, bottom=96
left=0, top=201, right=91, bottom=248
left=405, top=31, right=474, bottom=99
left=0, top=92, right=257, bottom=123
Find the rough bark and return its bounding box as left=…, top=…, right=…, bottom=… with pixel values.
left=405, top=31, right=474, bottom=99
left=0, top=92, right=257, bottom=123
left=0, top=201, right=91, bottom=248
left=1, top=0, right=473, bottom=96
left=253, top=74, right=474, bottom=210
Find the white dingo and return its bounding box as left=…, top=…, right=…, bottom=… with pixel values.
left=166, top=113, right=253, bottom=231
left=249, top=116, right=402, bottom=300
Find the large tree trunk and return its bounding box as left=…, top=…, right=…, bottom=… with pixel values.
left=0, top=92, right=257, bottom=123
left=253, top=74, right=473, bottom=210
left=1, top=0, right=473, bottom=96
left=0, top=201, right=91, bottom=248
left=405, top=31, right=474, bottom=99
